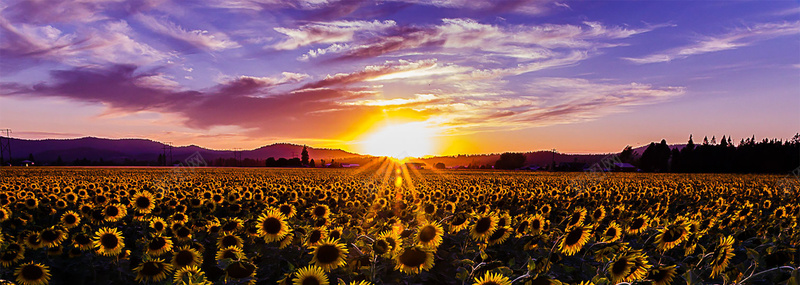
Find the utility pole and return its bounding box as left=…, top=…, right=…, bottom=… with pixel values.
left=551, top=148, right=556, bottom=171
left=0, top=129, right=11, bottom=166
left=162, top=142, right=173, bottom=166
left=233, top=148, right=242, bottom=167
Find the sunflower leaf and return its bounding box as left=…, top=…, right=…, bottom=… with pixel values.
left=684, top=270, right=696, bottom=285
left=455, top=267, right=468, bottom=281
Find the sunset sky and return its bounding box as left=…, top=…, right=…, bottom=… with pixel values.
left=1, top=0, right=798, bottom=156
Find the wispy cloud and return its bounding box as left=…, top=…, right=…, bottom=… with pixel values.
left=392, top=0, right=556, bottom=15
left=271, top=20, right=396, bottom=50
left=1, top=0, right=166, bottom=24
left=381, top=77, right=686, bottom=133
left=300, top=18, right=657, bottom=61
left=137, top=14, right=240, bottom=52
left=624, top=21, right=800, bottom=64
left=0, top=17, right=169, bottom=72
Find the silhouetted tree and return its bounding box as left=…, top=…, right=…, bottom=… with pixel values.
left=309, top=159, right=315, bottom=168
left=434, top=162, right=446, bottom=169
left=301, top=145, right=309, bottom=166
left=265, top=157, right=276, bottom=167
left=640, top=142, right=658, bottom=172
left=670, top=148, right=681, bottom=172
left=55, top=156, right=63, bottom=166
left=619, top=145, right=635, bottom=163
left=276, top=158, right=288, bottom=167
left=495, top=153, right=526, bottom=170
left=657, top=139, right=671, bottom=172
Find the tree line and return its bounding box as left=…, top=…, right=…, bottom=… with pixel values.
left=633, top=134, right=799, bottom=173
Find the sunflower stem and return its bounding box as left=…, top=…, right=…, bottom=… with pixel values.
left=438, top=215, right=453, bottom=224
left=356, top=235, right=375, bottom=243
left=350, top=243, right=364, bottom=256
left=510, top=272, right=530, bottom=284
left=736, top=266, right=795, bottom=284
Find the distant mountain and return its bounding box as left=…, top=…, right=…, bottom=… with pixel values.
left=419, top=143, right=689, bottom=168
left=419, top=151, right=612, bottom=168
left=3, top=137, right=362, bottom=164
left=1, top=136, right=691, bottom=167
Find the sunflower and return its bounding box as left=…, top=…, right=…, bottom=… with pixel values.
left=773, top=206, right=786, bottom=219
left=311, top=204, right=330, bottom=219
left=134, top=258, right=174, bottom=283
left=347, top=281, right=373, bottom=285
left=131, top=191, right=155, bottom=213
left=23, top=232, right=43, bottom=250
left=608, top=254, right=635, bottom=284
left=23, top=197, right=38, bottom=209
left=377, top=230, right=401, bottom=254
left=150, top=217, right=168, bottom=235
left=103, top=203, right=127, bottom=222
left=93, top=227, right=125, bottom=256
left=449, top=214, right=470, bottom=234
left=225, top=260, right=257, bottom=281
left=60, top=211, right=81, bottom=229
left=310, top=238, right=348, bottom=272
left=624, top=252, right=650, bottom=282
left=217, top=234, right=244, bottom=250
left=648, top=265, right=677, bottom=285
left=394, top=245, right=435, bottom=275
left=172, top=212, right=189, bottom=224
left=15, top=262, right=50, bottom=285
left=257, top=209, right=290, bottom=243
left=39, top=226, right=67, bottom=248
left=0, top=207, right=11, bottom=222
left=279, top=232, right=295, bottom=249
left=73, top=233, right=94, bottom=251
left=216, top=246, right=244, bottom=261
left=710, top=235, right=735, bottom=278
left=292, top=265, right=329, bottom=285
left=487, top=226, right=513, bottom=246
left=372, top=238, right=393, bottom=258
left=416, top=221, right=444, bottom=249
left=655, top=221, right=690, bottom=252
left=566, top=208, right=587, bottom=228
left=559, top=226, right=592, bottom=256
left=470, top=214, right=498, bottom=241
left=278, top=203, right=296, bottom=218
left=145, top=234, right=173, bottom=256
left=328, top=227, right=344, bottom=240
left=529, top=214, right=546, bottom=235
left=175, top=226, right=193, bottom=242
left=220, top=217, right=244, bottom=233
left=0, top=243, right=24, bottom=267
left=602, top=222, right=622, bottom=243
left=206, top=219, right=221, bottom=234
left=473, top=271, right=511, bottom=285
left=591, top=206, right=606, bottom=223
left=626, top=215, right=649, bottom=235
left=305, top=227, right=328, bottom=247
left=173, top=265, right=208, bottom=285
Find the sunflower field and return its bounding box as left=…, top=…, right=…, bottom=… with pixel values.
left=0, top=167, right=798, bottom=285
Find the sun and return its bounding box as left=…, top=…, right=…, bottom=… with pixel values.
left=360, top=122, right=436, bottom=159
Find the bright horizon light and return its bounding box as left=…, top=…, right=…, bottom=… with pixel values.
left=360, top=122, right=436, bottom=159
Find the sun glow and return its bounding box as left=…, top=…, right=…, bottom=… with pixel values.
left=360, top=122, right=436, bottom=159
